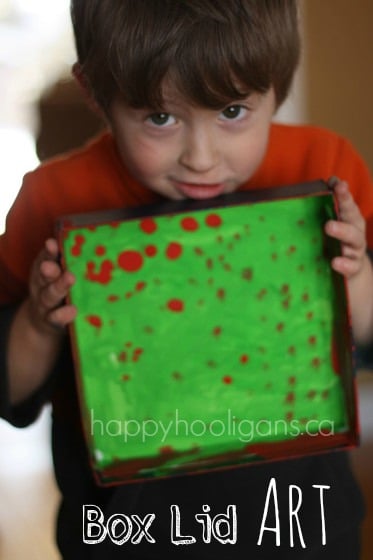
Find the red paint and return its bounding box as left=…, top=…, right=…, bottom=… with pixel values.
left=257, top=289, right=267, bottom=300
left=311, top=357, right=321, bottom=368
left=216, top=288, right=226, bottom=300
left=302, top=293, right=310, bottom=302
left=159, top=446, right=174, bottom=455
left=118, top=250, right=143, bottom=272
left=285, top=391, right=295, bottom=404
left=167, top=299, right=184, bottom=312
left=205, top=214, right=222, bottom=228
left=223, top=375, right=233, bottom=385
left=107, top=295, right=119, bottom=302
left=85, top=260, right=114, bottom=284
left=213, top=326, right=222, bottom=337
left=122, top=374, right=131, bottom=382
left=140, top=218, right=157, bottom=234
left=71, top=245, right=81, bottom=257
left=181, top=216, right=199, bottom=231
left=172, top=372, right=183, bottom=380
left=288, top=376, right=296, bottom=385
left=135, top=281, right=146, bottom=291
left=288, top=346, right=296, bottom=355
left=240, top=354, right=249, bottom=364
left=145, top=245, right=157, bottom=257
left=276, top=322, right=285, bottom=332
left=95, top=245, right=106, bottom=256
left=307, top=390, right=317, bottom=399
left=281, top=284, right=289, bottom=294
left=308, top=335, right=317, bottom=345
left=86, top=315, right=102, bottom=329
left=166, top=242, right=183, bottom=260
left=118, top=351, right=127, bottom=362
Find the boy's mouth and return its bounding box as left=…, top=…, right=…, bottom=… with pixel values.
left=173, top=181, right=226, bottom=200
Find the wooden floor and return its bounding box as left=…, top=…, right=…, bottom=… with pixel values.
left=0, top=376, right=372, bottom=559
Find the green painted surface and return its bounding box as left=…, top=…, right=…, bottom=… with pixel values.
left=61, top=194, right=350, bottom=479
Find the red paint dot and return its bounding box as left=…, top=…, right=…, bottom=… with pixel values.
left=276, top=322, right=285, bottom=332
left=75, top=234, right=85, bottom=244
left=240, top=354, right=249, bottom=364
left=86, top=315, right=102, bottom=329
left=140, top=218, right=157, bottom=234
left=311, top=357, right=321, bottom=368
left=288, top=376, right=296, bottom=385
left=307, top=390, right=317, bottom=399
left=160, top=446, right=174, bottom=455
left=145, top=245, right=157, bottom=257
left=172, top=371, right=183, bottom=380
left=288, top=346, right=296, bottom=355
left=285, top=391, right=295, bottom=404
left=71, top=245, right=81, bottom=257
left=302, top=293, right=310, bottom=302
left=281, top=284, right=290, bottom=295
left=95, top=245, right=106, bottom=256
left=107, top=295, right=119, bottom=302
left=181, top=216, right=199, bottom=231
left=285, top=411, right=294, bottom=421
left=118, top=250, right=143, bottom=272
left=166, top=242, right=183, bottom=260
left=216, top=288, right=226, bottom=300
left=205, top=214, right=222, bottom=228
left=122, top=374, right=131, bottom=382
left=223, top=375, right=233, bottom=385
left=136, top=281, right=146, bottom=291
left=167, top=299, right=184, bottom=312
left=308, top=336, right=317, bottom=345
left=118, top=351, right=127, bottom=362
left=213, top=326, right=222, bottom=336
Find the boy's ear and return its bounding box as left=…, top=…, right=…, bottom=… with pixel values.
left=71, top=62, right=105, bottom=118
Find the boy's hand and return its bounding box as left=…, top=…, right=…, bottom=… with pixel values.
left=27, top=238, right=76, bottom=335
left=325, top=177, right=373, bottom=345
left=324, top=178, right=368, bottom=278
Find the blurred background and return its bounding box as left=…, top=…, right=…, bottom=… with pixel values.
left=0, top=0, right=372, bottom=558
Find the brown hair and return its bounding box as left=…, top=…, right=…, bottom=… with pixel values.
left=71, top=0, right=300, bottom=112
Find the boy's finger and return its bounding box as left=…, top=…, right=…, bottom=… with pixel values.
left=38, top=271, right=75, bottom=311
left=325, top=220, right=366, bottom=250
left=331, top=256, right=360, bottom=278
left=47, top=304, right=77, bottom=329
left=330, top=180, right=365, bottom=231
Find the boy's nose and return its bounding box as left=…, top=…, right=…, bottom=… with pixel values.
left=179, top=127, right=219, bottom=174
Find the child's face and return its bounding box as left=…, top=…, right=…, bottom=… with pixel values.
left=109, top=84, right=276, bottom=200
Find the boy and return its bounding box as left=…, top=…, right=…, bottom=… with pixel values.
left=1, top=1, right=373, bottom=558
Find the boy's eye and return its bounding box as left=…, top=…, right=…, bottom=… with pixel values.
left=220, top=105, right=247, bottom=121
left=147, top=113, right=176, bottom=127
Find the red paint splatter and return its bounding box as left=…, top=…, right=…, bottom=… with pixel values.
left=286, top=245, right=297, bottom=255
left=206, top=258, right=213, bottom=270
left=85, top=260, right=114, bottom=284
left=110, top=221, right=120, bottom=228
left=307, top=390, right=317, bottom=399
left=122, top=374, right=131, bottom=382
left=118, top=250, right=143, bottom=272
left=256, top=288, right=267, bottom=300
left=194, top=247, right=204, bottom=256
left=216, top=288, right=226, bottom=300
left=285, top=411, right=294, bottom=422
left=71, top=245, right=82, bottom=257
left=322, top=390, right=330, bottom=400
left=144, top=245, right=157, bottom=258
left=71, top=233, right=85, bottom=256
left=288, top=376, right=296, bottom=385
left=159, top=446, right=174, bottom=455
left=302, top=293, right=310, bottom=302
left=306, top=312, right=314, bottom=321
left=308, top=336, right=317, bottom=345
left=118, top=351, right=127, bottom=362
left=95, top=245, right=106, bottom=256
left=167, top=299, right=184, bottom=312
left=311, top=357, right=321, bottom=368
left=205, top=214, right=222, bottom=228
left=172, top=372, right=183, bottom=381
left=288, top=346, right=296, bottom=355
left=107, top=295, right=119, bottom=302
left=136, top=281, right=146, bottom=291
left=271, top=253, right=278, bottom=261
left=86, top=315, right=102, bottom=329
left=281, top=284, right=289, bottom=295
left=181, top=216, right=199, bottom=231
left=285, top=391, right=295, bottom=404
left=166, top=242, right=183, bottom=260
left=223, top=375, right=233, bottom=384
left=276, top=322, right=285, bottom=332
left=242, top=268, right=253, bottom=281
left=213, top=326, right=222, bottom=337
left=140, top=218, right=157, bottom=234
left=240, top=354, right=249, bottom=364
